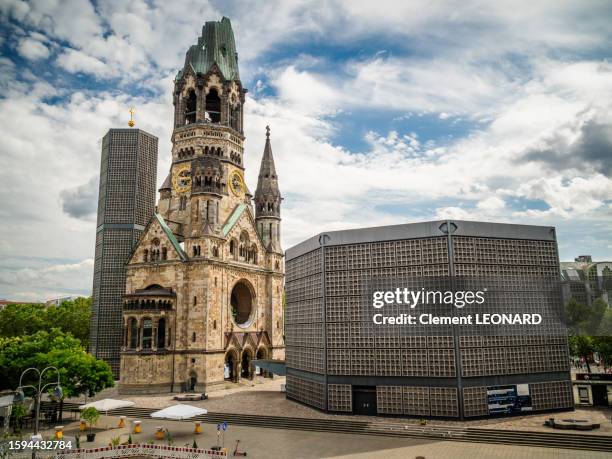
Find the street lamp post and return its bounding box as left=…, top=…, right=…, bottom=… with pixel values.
left=13, top=366, right=63, bottom=452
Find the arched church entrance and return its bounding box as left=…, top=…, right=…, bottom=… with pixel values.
left=224, top=350, right=238, bottom=383
left=256, top=347, right=268, bottom=377
left=241, top=349, right=253, bottom=380
left=188, top=371, right=197, bottom=391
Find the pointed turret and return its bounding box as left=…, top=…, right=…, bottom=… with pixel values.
left=255, top=126, right=282, bottom=253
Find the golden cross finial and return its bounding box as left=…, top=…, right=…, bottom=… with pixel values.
left=128, top=107, right=135, bottom=127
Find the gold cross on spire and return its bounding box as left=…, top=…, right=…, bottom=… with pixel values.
left=128, top=107, right=135, bottom=127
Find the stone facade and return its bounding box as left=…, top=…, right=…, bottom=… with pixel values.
left=119, top=18, right=284, bottom=394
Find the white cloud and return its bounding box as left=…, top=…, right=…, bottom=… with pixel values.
left=477, top=196, right=506, bottom=211
left=1, top=0, right=612, bottom=301
left=17, top=36, right=50, bottom=60
left=0, top=259, right=94, bottom=301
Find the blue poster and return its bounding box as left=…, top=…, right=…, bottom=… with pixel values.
left=487, top=384, right=532, bottom=415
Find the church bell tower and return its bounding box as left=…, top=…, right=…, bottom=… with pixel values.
left=157, top=17, right=248, bottom=245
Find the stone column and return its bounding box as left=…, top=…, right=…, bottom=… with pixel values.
left=220, top=91, right=229, bottom=126
left=177, top=95, right=186, bottom=127
left=136, top=318, right=142, bottom=351
left=152, top=317, right=158, bottom=351
left=196, top=86, right=204, bottom=123
left=173, top=93, right=180, bottom=128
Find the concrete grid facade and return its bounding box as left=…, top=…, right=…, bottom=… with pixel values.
left=91, top=128, right=158, bottom=376
left=285, top=220, right=573, bottom=419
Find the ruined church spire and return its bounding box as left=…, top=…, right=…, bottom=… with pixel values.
left=255, top=126, right=282, bottom=252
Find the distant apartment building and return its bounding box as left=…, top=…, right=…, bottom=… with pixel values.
left=90, top=128, right=158, bottom=376
left=561, top=256, right=612, bottom=306
left=0, top=299, right=29, bottom=311
left=46, top=295, right=82, bottom=306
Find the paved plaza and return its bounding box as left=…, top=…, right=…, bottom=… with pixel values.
left=70, top=376, right=612, bottom=437
left=33, top=415, right=610, bottom=459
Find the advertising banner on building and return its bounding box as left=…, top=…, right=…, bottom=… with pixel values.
left=487, top=384, right=532, bottom=415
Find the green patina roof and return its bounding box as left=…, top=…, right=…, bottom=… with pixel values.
left=155, top=213, right=187, bottom=261
left=177, top=17, right=240, bottom=82
left=222, top=203, right=247, bottom=236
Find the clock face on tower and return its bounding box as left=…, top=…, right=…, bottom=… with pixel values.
left=229, top=170, right=244, bottom=197
left=172, top=165, right=191, bottom=193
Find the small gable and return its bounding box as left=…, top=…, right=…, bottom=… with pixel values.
left=128, top=214, right=187, bottom=265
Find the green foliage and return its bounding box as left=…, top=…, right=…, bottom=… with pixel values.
left=127, top=434, right=133, bottom=445
left=595, top=305, right=612, bottom=336
left=588, top=298, right=608, bottom=333
left=81, top=407, right=100, bottom=433
left=192, top=439, right=198, bottom=449
left=569, top=335, right=593, bottom=358
left=566, top=296, right=612, bottom=371
left=10, top=404, right=27, bottom=434
left=0, top=329, right=114, bottom=396
left=565, top=298, right=592, bottom=334
left=0, top=297, right=91, bottom=347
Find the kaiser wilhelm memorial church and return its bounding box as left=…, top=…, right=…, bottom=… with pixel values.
left=95, top=18, right=285, bottom=394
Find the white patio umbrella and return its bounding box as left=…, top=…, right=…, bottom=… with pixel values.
left=80, top=399, right=135, bottom=428
left=80, top=399, right=136, bottom=413
left=150, top=404, right=207, bottom=420
left=150, top=404, right=208, bottom=439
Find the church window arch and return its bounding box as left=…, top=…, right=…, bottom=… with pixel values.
left=141, top=318, right=153, bottom=349
left=185, top=89, right=197, bottom=124
left=161, top=247, right=167, bottom=260
left=143, top=249, right=149, bottom=262
left=205, top=88, right=221, bottom=123
left=157, top=318, right=166, bottom=349
left=128, top=317, right=138, bottom=349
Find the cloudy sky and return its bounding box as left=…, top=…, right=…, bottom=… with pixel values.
left=0, top=0, right=611, bottom=301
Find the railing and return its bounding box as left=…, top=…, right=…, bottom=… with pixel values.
left=123, top=303, right=173, bottom=311
left=5, top=444, right=227, bottom=459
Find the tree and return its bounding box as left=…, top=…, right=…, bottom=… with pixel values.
left=0, top=329, right=114, bottom=397
left=592, top=308, right=612, bottom=367
left=568, top=335, right=594, bottom=372
left=0, top=298, right=91, bottom=347
left=47, top=297, right=92, bottom=347
left=565, top=298, right=591, bottom=335
left=587, top=298, right=607, bottom=335
left=596, top=308, right=612, bottom=337
left=0, top=303, right=47, bottom=338
left=81, top=407, right=100, bottom=435
left=10, top=403, right=27, bottom=435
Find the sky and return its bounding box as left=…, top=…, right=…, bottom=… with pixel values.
left=0, top=0, right=611, bottom=301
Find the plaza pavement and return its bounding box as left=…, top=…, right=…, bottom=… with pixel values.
left=37, top=415, right=611, bottom=459
left=69, top=376, right=612, bottom=437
